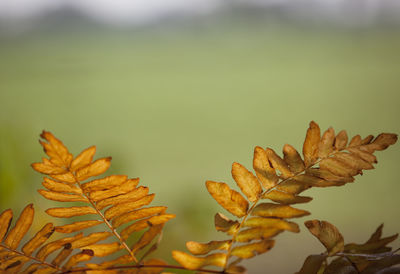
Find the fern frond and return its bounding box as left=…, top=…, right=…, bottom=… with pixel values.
left=298, top=220, right=399, bottom=274
left=32, top=131, right=175, bottom=272
left=172, top=121, right=397, bottom=273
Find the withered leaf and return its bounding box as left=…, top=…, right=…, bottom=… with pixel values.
left=104, top=194, right=155, bottom=220
left=63, top=249, right=94, bottom=269
left=319, top=158, right=359, bottom=177
left=38, top=189, right=87, bottom=202
left=265, top=148, right=293, bottom=179
left=214, top=213, right=240, bottom=235
left=305, top=220, right=344, bottom=255
left=42, top=177, right=82, bottom=194
left=83, top=242, right=121, bottom=257
left=283, top=144, right=305, bottom=174
left=262, top=190, right=312, bottom=204
left=0, top=209, right=13, bottom=242
left=112, top=206, right=167, bottom=228
left=334, top=130, right=348, bottom=151
left=253, top=146, right=279, bottom=190
left=89, top=179, right=139, bottom=202
left=306, top=168, right=354, bottom=183
left=70, top=146, right=96, bottom=171
left=81, top=175, right=129, bottom=192
left=55, top=220, right=103, bottom=233
left=346, top=148, right=377, bottom=164
left=368, top=133, right=398, bottom=151
left=172, top=251, right=227, bottom=270
left=22, top=223, right=55, bottom=256
left=36, top=233, right=84, bottom=261
left=131, top=224, right=164, bottom=254
left=244, top=217, right=299, bottom=233
left=50, top=171, right=76, bottom=184
left=235, top=227, right=282, bottom=242
left=76, top=157, right=112, bottom=181
left=96, top=185, right=148, bottom=210
left=349, top=135, right=362, bottom=147
left=70, top=232, right=112, bottom=249
left=86, top=254, right=132, bottom=270
left=276, top=179, right=311, bottom=195
left=335, top=152, right=374, bottom=171
left=186, top=240, right=231, bottom=255
left=252, top=203, right=310, bottom=219
left=206, top=181, right=249, bottom=218
left=39, top=131, right=73, bottom=167
left=231, top=240, right=275, bottom=259
left=318, top=127, right=335, bottom=158
left=231, top=162, right=262, bottom=202
left=4, top=204, right=34, bottom=250
left=31, top=161, right=66, bottom=175
left=121, top=214, right=175, bottom=240
left=46, top=206, right=97, bottom=218
left=303, top=121, right=321, bottom=167
left=52, top=247, right=73, bottom=266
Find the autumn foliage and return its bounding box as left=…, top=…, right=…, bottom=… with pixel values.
left=0, top=121, right=398, bottom=273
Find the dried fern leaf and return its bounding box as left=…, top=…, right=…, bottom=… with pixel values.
left=89, top=179, right=140, bottom=202
left=171, top=251, right=227, bottom=270
left=0, top=209, right=13, bottom=242
left=253, top=146, right=279, bottom=190
left=120, top=214, right=175, bottom=240
left=38, top=190, right=88, bottom=202
left=305, top=220, right=344, bottom=256
left=214, top=213, right=240, bottom=235
left=63, top=249, right=94, bottom=270
left=302, top=121, right=321, bottom=167
left=4, top=204, right=34, bottom=250
left=112, top=206, right=167, bottom=228
left=83, top=242, right=122, bottom=257
left=186, top=240, right=231, bottom=255
left=231, top=240, right=274, bottom=259
left=318, top=127, right=335, bottom=158
left=235, top=227, right=282, bottom=243
left=70, top=232, right=112, bottom=249
left=206, top=181, right=249, bottom=217
left=243, top=217, right=299, bottom=233
left=266, top=148, right=294, bottom=179
left=334, top=130, right=348, bottom=151
left=96, top=185, right=149, bottom=210
left=46, top=206, right=97, bottom=218
left=42, top=177, right=82, bottom=194
left=81, top=175, right=129, bottom=192
left=70, top=146, right=96, bottom=171
left=131, top=224, right=164, bottom=254
left=283, top=144, right=305, bottom=174
left=75, top=157, right=112, bottom=181
left=232, top=162, right=262, bottom=202
left=55, top=220, right=103, bottom=233
left=262, top=190, right=312, bottom=204
left=251, top=203, right=310, bottom=219
left=22, top=223, right=55, bottom=256
left=104, top=194, right=155, bottom=220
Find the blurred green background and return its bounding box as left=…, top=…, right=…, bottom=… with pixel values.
left=0, top=4, right=399, bottom=273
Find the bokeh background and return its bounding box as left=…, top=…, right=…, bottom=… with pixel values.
left=0, top=0, right=399, bottom=273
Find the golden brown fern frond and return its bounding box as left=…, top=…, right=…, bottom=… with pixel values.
left=0, top=204, right=67, bottom=273
left=172, top=121, right=397, bottom=273
left=32, top=131, right=175, bottom=272
left=298, top=221, right=399, bottom=274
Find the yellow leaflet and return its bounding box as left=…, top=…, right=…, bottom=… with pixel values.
left=334, top=130, right=348, bottom=151
left=186, top=240, right=231, bottom=255
left=70, top=146, right=96, bottom=171
left=22, top=223, right=55, bottom=256
left=206, top=181, right=248, bottom=218
left=231, top=240, right=275, bottom=259
left=252, top=203, right=310, bottom=219
left=302, top=121, right=321, bottom=167
left=283, top=144, right=305, bottom=174
left=76, top=157, right=112, bottom=181
left=172, top=251, right=227, bottom=270
left=231, top=162, right=262, bottom=202
left=253, top=146, right=279, bottom=190
left=265, top=148, right=293, bottom=179
left=4, top=204, right=34, bottom=250
left=318, top=127, right=335, bottom=158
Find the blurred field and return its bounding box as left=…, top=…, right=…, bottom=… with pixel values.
left=0, top=18, right=399, bottom=273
